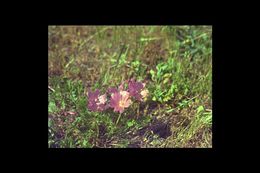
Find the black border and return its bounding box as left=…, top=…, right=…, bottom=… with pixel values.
left=45, top=16, right=225, bottom=163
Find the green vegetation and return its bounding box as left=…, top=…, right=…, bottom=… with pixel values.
left=48, top=26, right=212, bottom=148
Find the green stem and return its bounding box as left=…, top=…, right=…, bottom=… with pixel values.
left=116, top=113, right=122, bottom=125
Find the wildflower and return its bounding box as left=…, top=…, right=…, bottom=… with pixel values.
left=87, top=90, right=108, bottom=112
left=110, top=90, right=132, bottom=113
left=97, top=94, right=107, bottom=105
left=128, top=78, right=145, bottom=101
left=96, top=94, right=108, bottom=111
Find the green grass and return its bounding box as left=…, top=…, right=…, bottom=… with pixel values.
left=48, top=25, right=212, bottom=148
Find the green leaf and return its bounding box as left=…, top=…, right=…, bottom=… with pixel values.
left=61, top=100, right=66, bottom=109
left=83, top=140, right=88, bottom=146
left=150, top=69, right=156, bottom=81
left=166, top=108, right=174, bottom=113
left=110, top=58, right=116, bottom=63
left=132, top=60, right=140, bottom=67
left=169, top=84, right=175, bottom=94
left=163, top=73, right=172, bottom=78
left=48, top=101, right=57, bottom=113
left=65, top=58, right=74, bottom=68
left=197, top=106, right=204, bottom=114
left=163, top=96, right=171, bottom=102
left=127, top=120, right=135, bottom=127
left=140, top=37, right=160, bottom=42
left=163, top=78, right=169, bottom=84
left=48, top=119, right=52, bottom=127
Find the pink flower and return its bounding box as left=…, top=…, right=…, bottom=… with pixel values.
left=87, top=90, right=108, bottom=112
left=97, top=94, right=107, bottom=105
left=96, top=94, right=108, bottom=110
left=110, top=90, right=132, bottom=113
left=128, top=78, right=145, bottom=101
left=108, top=81, right=125, bottom=94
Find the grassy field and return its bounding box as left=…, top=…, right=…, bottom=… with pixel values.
left=48, top=26, right=212, bottom=148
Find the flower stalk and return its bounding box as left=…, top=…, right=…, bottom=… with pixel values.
left=116, top=113, right=122, bottom=125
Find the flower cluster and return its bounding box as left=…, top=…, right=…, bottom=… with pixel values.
left=87, top=78, right=149, bottom=113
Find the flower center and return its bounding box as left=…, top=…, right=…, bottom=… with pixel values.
left=119, top=100, right=124, bottom=107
